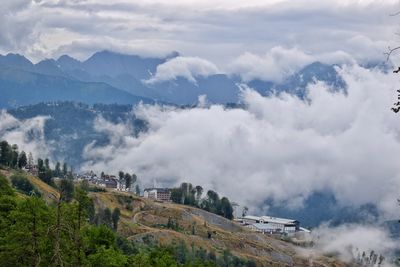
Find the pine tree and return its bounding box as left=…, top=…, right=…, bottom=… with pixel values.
left=55, top=162, right=61, bottom=177
left=0, top=141, right=11, bottom=166
left=135, top=184, right=140, bottom=196
left=62, top=163, right=68, bottom=177
left=124, top=173, right=132, bottom=191
left=18, top=151, right=27, bottom=169
left=11, top=144, right=18, bottom=168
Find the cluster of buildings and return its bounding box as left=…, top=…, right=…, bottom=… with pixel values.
left=77, top=174, right=174, bottom=202
left=24, top=166, right=308, bottom=236
left=77, top=171, right=129, bottom=191
left=236, top=215, right=310, bottom=235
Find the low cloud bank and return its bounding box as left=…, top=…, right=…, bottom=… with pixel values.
left=306, top=224, right=398, bottom=266
left=82, top=64, right=400, bottom=220
left=229, top=46, right=356, bottom=82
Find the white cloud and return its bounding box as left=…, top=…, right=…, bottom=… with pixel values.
left=82, top=64, right=400, bottom=219
left=0, top=111, right=50, bottom=161
left=309, top=224, right=397, bottom=265
left=229, top=47, right=314, bottom=82
left=229, top=47, right=358, bottom=82
left=145, top=56, right=219, bottom=84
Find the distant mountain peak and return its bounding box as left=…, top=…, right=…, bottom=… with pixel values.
left=57, top=54, right=81, bottom=63
left=56, top=54, right=82, bottom=71
left=0, top=53, right=33, bottom=69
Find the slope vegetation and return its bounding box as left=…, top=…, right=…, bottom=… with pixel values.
left=1, top=168, right=347, bottom=266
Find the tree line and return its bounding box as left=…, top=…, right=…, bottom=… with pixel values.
left=0, top=141, right=28, bottom=169
left=0, top=140, right=73, bottom=185
left=170, top=182, right=234, bottom=220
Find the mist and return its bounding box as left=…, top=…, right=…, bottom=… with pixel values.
left=0, top=111, right=50, bottom=160
left=81, top=64, right=400, bottom=220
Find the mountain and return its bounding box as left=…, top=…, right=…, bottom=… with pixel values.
left=0, top=53, right=34, bottom=71
left=147, top=74, right=240, bottom=105
left=0, top=50, right=349, bottom=107
left=248, top=62, right=346, bottom=99
left=54, top=51, right=172, bottom=99
left=0, top=65, right=155, bottom=109
left=81, top=50, right=165, bottom=79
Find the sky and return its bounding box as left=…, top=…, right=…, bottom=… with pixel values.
left=1, top=0, right=400, bottom=69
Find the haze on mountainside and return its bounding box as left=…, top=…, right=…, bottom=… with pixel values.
left=1, top=0, right=400, bottom=265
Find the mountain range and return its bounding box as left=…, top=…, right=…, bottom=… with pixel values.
left=0, top=50, right=348, bottom=108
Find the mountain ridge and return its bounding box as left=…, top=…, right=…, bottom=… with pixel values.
left=0, top=50, right=349, bottom=108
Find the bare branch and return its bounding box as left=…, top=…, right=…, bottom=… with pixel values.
left=384, top=46, right=400, bottom=61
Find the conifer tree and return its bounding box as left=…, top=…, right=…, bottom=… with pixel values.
left=18, top=151, right=27, bottom=169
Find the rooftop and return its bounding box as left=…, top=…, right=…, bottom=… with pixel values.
left=243, top=215, right=298, bottom=225
left=260, top=216, right=298, bottom=225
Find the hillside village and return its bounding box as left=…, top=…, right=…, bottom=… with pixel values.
left=25, top=162, right=311, bottom=238
left=72, top=169, right=312, bottom=235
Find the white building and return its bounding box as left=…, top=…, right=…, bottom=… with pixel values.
left=239, top=215, right=305, bottom=234
left=143, top=188, right=171, bottom=201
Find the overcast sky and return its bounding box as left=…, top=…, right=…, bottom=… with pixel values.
left=1, top=0, right=400, bottom=68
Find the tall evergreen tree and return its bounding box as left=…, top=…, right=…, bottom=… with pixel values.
left=18, top=151, right=27, bottom=169
left=220, top=197, right=234, bottom=220
left=11, top=144, right=18, bottom=168
left=60, top=178, right=74, bottom=203
left=55, top=162, right=61, bottom=177
left=44, top=158, right=50, bottom=170
left=135, top=184, right=140, bottom=196
left=131, top=174, right=137, bottom=185
left=0, top=141, right=11, bottom=166
left=195, top=185, right=203, bottom=204
left=124, top=173, right=132, bottom=191
left=62, top=163, right=68, bottom=177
